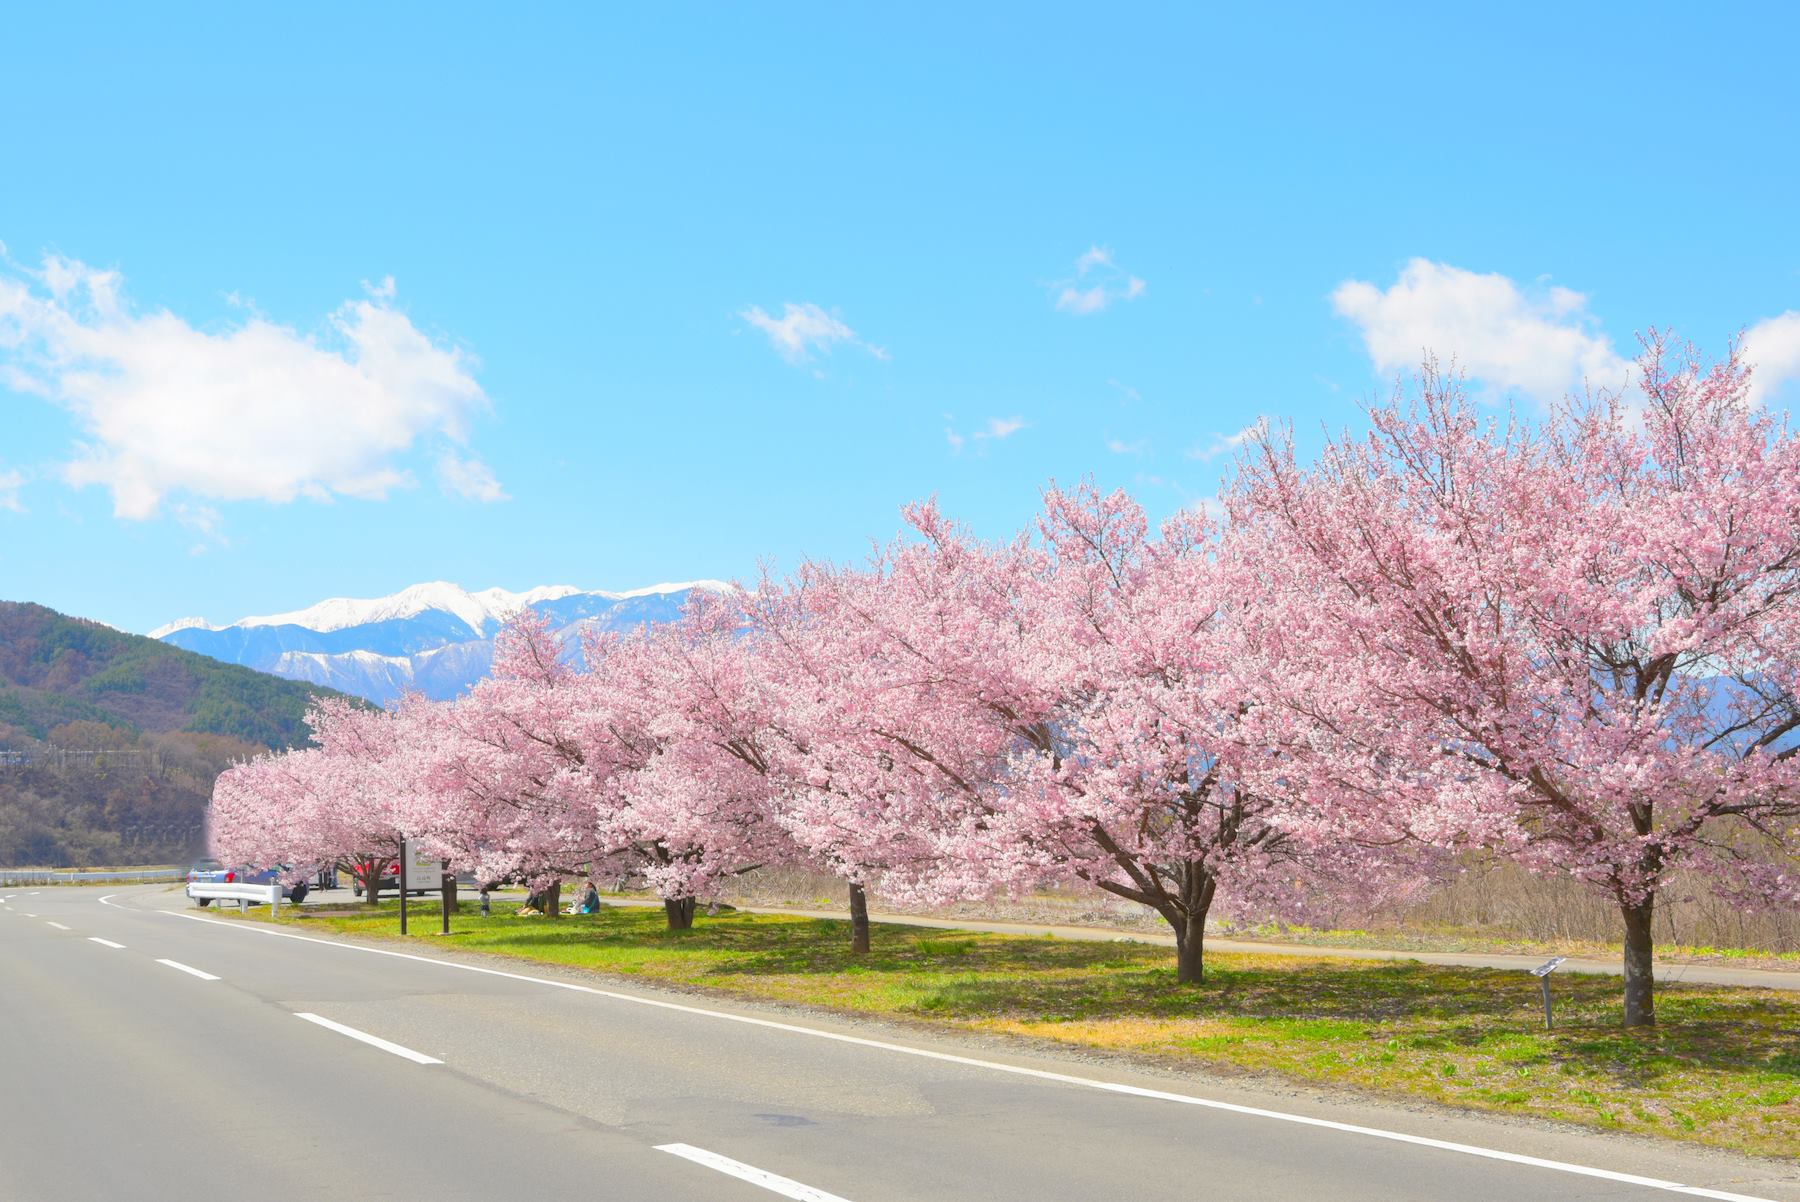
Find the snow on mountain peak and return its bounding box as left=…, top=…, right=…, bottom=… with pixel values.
left=232, top=581, right=585, bottom=635
left=147, top=616, right=217, bottom=639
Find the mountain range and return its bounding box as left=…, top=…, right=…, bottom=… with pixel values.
left=152, top=580, right=729, bottom=704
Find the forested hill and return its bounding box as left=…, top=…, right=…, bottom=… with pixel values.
left=0, top=600, right=355, bottom=867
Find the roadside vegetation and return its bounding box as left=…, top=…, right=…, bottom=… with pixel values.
left=239, top=900, right=1800, bottom=1160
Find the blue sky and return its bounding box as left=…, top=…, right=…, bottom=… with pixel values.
left=3, top=2, right=1798, bottom=634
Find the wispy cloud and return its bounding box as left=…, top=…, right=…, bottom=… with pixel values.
left=945, top=415, right=1028, bottom=455
left=437, top=451, right=509, bottom=502
left=0, top=253, right=495, bottom=519
left=1188, top=419, right=1266, bottom=461
left=1050, top=246, right=1146, bottom=316
left=1332, top=259, right=1630, bottom=404
left=0, top=467, right=23, bottom=513
left=739, top=301, right=887, bottom=365
left=1106, top=437, right=1148, bottom=455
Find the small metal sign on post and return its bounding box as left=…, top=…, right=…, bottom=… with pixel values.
left=1528, top=956, right=1567, bottom=1029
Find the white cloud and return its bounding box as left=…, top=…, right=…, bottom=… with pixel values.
left=1051, top=246, right=1146, bottom=316
left=437, top=450, right=509, bottom=502
left=1105, top=437, right=1147, bottom=455
left=0, top=467, right=23, bottom=513
left=1188, top=419, right=1266, bottom=461
left=944, top=415, right=1026, bottom=454
left=739, top=301, right=886, bottom=365
left=1743, top=312, right=1800, bottom=404
left=0, top=254, right=495, bottom=519
left=1332, top=259, right=1630, bottom=404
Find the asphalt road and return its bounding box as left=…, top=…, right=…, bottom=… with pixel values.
left=2, top=885, right=1795, bottom=1202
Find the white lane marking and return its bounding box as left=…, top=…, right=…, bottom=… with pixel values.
left=656, top=1144, right=851, bottom=1202
left=122, top=897, right=1773, bottom=1202
left=155, top=958, right=220, bottom=981
left=45, top=921, right=71, bottom=930
left=294, top=1013, right=441, bottom=1064
left=21, top=912, right=37, bottom=918
left=88, top=937, right=126, bottom=949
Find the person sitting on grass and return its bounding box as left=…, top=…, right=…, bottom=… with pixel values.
left=578, top=880, right=600, bottom=914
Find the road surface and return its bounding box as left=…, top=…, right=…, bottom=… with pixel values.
left=1, top=884, right=1794, bottom=1202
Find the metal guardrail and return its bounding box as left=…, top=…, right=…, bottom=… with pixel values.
left=0, top=868, right=185, bottom=885
left=186, top=881, right=283, bottom=908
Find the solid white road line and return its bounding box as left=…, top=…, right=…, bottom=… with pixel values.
left=155, top=958, right=220, bottom=981
left=45, top=921, right=70, bottom=930
left=294, top=1013, right=442, bottom=1065
left=88, top=937, right=126, bottom=949
left=114, top=897, right=1777, bottom=1202
left=21, top=912, right=37, bottom=918
left=656, top=1144, right=852, bottom=1202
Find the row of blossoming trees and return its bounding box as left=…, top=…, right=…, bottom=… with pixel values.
left=213, top=339, right=1800, bottom=1027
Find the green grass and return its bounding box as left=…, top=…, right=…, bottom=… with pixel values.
left=239, top=900, right=1800, bottom=1160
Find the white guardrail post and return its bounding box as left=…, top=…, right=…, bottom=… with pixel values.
left=185, top=882, right=283, bottom=908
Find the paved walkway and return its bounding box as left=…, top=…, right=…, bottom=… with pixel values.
left=605, top=898, right=1800, bottom=992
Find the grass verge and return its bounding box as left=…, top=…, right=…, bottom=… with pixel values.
left=236, top=900, right=1799, bottom=1159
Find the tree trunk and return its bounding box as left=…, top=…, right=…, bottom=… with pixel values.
left=1621, top=896, right=1656, bottom=1028
left=664, top=896, right=697, bottom=930
left=543, top=880, right=562, bottom=921
left=360, top=864, right=382, bottom=908
left=1167, top=862, right=1218, bottom=985
left=848, top=882, right=871, bottom=954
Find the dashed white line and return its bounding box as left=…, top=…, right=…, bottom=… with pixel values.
left=88, top=937, right=126, bottom=949
left=656, top=1144, right=851, bottom=1201
left=116, top=895, right=1778, bottom=1202
left=45, top=921, right=71, bottom=930
left=294, top=1013, right=441, bottom=1064
left=155, top=958, right=220, bottom=981
left=21, top=912, right=37, bottom=918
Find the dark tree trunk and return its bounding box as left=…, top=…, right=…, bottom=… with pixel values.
left=1167, top=862, right=1218, bottom=985
left=543, top=880, right=562, bottom=921
left=360, top=864, right=382, bottom=908
left=664, top=896, right=697, bottom=930
left=1621, top=896, right=1656, bottom=1028
left=848, top=882, right=871, bottom=954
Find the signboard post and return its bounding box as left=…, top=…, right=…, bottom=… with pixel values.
left=398, top=846, right=408, bottom=935
left=439, top=860, right=452, bottom=935
left=1528, top=956, right=1567, bottom=1029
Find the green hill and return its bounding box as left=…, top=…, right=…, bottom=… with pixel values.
left=0, top=600, right=357, bottom=867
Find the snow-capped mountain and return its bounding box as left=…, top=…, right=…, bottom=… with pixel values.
left=153, top=580, right=732, bottom=705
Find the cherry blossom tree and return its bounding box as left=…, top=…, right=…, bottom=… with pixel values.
left=416, top=613, right=630, bottom=919
left=210, top=699, right=412, bottom=903
left=584, top=598, right=800, bottom=929
left=794, top=486, right=1403, bottom=982
left=1229, top=337, right=1800, bottom=1025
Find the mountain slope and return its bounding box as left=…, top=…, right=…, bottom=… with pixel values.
left=0, top=600, right=356, bottom=866
left=157, top=580, right=729, bottom=703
